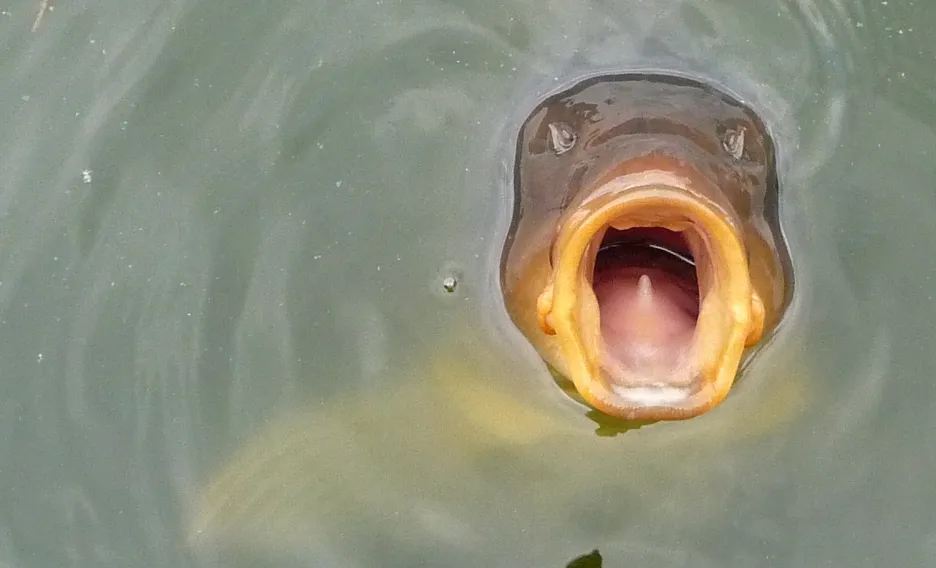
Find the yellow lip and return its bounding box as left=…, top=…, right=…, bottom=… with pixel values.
left=536, top=172, right=765, bottom=421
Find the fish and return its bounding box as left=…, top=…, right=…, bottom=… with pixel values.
left=502, top=73, right=792, bottom=422
left=189, top=73, right=801, bottom=561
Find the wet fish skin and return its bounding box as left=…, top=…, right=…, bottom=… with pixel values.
left=502, top=74, right=792, bottom=420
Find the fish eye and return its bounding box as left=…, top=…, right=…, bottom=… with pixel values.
left=547, top=122, right=577, bottom=155
left=717, top=120, right=765, bottom=164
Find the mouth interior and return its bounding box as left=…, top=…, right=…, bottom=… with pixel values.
left=592, top=227, right=701, bottom=389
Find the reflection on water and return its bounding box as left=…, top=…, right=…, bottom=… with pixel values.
left=0, top=0, right=935, bottom=566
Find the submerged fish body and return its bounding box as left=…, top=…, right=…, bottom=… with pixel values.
left=503, top=74, right=792, bottom=421
left=190, top=344, right=807, bottom=562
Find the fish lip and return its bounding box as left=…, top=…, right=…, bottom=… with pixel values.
left=546, top=173, right=756, bottom=421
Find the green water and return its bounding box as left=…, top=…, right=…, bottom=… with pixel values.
left=1, top=0, right=935, bottom=566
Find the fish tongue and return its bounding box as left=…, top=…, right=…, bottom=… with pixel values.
left=593, top=270, right=696, bottom=380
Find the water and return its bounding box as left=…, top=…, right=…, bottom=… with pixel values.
left=1, top=0, right=934, bottom=566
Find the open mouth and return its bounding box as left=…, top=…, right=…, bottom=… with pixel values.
left=541, top=181, right=763, bottom=420
left=592, top=227, right=701, bottom=395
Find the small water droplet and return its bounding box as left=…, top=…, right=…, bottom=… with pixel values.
left=547, top=122, right=577, bottom=155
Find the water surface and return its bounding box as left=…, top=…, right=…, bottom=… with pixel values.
left=1, top=0, right=935, bottom=566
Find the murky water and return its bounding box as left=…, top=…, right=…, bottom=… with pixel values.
left=1, top=0, right=934, bottom=566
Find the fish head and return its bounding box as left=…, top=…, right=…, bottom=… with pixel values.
left=502, top=74, right=791, bottom=421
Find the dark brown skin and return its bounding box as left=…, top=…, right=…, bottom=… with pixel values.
left=502, top=74, right=791, bottom=421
